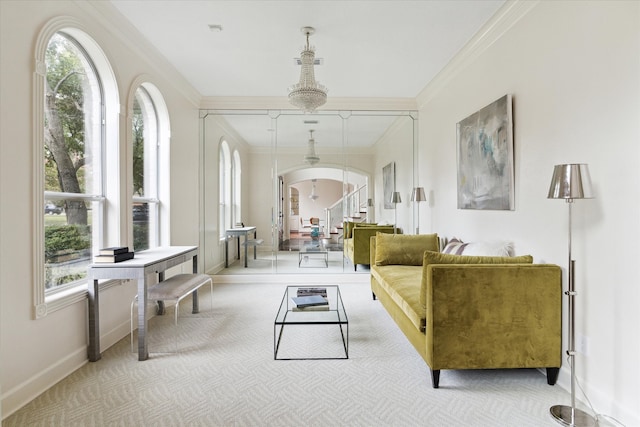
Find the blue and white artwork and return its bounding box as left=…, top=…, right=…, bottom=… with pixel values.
left=456, top=94, right=514, bottom=210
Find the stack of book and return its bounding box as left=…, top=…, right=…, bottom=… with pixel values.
left=296, top=287, right=327, bottom=298
left=93, top=246, right=134, bottom=263
left=292, top=287, right=329, bottom=311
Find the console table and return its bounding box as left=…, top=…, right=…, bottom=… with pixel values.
left=87, top=246, right=198, bottom=361
left=225, top=226, right=256, bottom=268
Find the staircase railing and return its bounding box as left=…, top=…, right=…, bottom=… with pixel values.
left=325, top=185, right=369, bottom=236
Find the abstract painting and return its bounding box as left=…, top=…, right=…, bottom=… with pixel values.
left=382, top=162, right=395, bottom=209
left=457, top=94, right=514, bottom=210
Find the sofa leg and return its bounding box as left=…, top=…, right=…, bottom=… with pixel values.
left=546, top=367, right=559, bottom=385
left=430, top=369, right=440, bottom=388
left=372, top=292, right=377, bottom=300
left=354, top=264, right=357, bottom=271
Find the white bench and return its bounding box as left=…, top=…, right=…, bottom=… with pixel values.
left=243, top=238, right=264, bottom=261
left=130, top=273, right=213, bottom=351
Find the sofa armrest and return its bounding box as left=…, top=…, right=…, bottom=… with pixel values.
left=424, top=264, right=562, bottom=371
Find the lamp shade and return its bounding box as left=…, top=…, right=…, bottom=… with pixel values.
left=410, top=187, right=427, bottom=202
left=391, top=191, right=402, bottom=204
left=548, top=164, right=593, bottom=200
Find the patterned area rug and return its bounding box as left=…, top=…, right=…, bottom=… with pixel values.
left=4, top=281, right=580, bottom=426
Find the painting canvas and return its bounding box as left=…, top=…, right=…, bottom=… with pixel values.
left=457, top=94, right=514, bottom=210
left=382, top=162, right=395, bottom=209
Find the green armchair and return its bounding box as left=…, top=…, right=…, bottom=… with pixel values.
left=343, top=221, right=399, bottom=270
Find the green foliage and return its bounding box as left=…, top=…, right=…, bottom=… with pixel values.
left=45, top=224, right=91, bottom=261
left=45, top=33, right=86, bottom=156
left=133, top=222, right=149, bottom=252
left=132, top=91, right=145, bottom=196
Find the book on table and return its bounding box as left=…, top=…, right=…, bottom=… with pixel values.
left=296, top=287, right=327, bottom=298
left=93, top=251, right=134, bottom=263
left=292, top=304, right=329, bottom=312
left=291, top=294, right=329, bottom=308
left=98, top=246, right=129, bottom=256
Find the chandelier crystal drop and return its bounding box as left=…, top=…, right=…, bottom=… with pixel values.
left=288, top=27, right=328, bottom=113
left=304, top=129, right=320, bottom=165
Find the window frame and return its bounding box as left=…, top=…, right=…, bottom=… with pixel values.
left=219, top=140, right=231, bottom=239
left=232, top=149, right=242, bottom=226
left=127, top=80, right=171, bottom=250
left=33, top=19, right=120, bottom=319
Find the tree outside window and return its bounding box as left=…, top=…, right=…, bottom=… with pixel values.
left=132, top=86, right=159, bottom=251
left=43, top=32, right=102, bottom=290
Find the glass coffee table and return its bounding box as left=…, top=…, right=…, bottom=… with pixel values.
left=298, top=242, right=328, bottom=267
left=274, top=285, right=348, bottom=360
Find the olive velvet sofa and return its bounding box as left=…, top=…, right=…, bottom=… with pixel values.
left=369, top=232, right=562, bottom=388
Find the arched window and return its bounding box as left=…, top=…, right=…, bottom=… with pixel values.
left=131, top=85, right=167, bottom=251
left=34, top=22, right=119, bottom=318
left=219, top=140, right=231, bottom=238
left=232, top=149, right=242, bottom=225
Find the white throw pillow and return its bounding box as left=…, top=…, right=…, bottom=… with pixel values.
left=461, top=241, right=514, bottom=257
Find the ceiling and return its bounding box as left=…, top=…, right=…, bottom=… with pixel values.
left=109, top=0, right=506, bottom=147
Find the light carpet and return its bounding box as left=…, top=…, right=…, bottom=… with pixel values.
left=4, top=280, right=583, bottom=426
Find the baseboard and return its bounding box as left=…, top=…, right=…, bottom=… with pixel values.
left=1, top=318, right=131, bottom=420
left=212, top=272, right=369, bottom=284
left=551, top=365, right=639, bottom=426
left=1, top=346, right=87, bottom=419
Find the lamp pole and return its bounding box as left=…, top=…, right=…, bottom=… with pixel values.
left=548, top=164, right=595, bottom=427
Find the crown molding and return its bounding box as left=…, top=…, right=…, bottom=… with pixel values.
left=200, top=96, right=417, bottom=112
left=75, top=0, right=202, bottom=107
left=416, top=0, right=539, bottom=108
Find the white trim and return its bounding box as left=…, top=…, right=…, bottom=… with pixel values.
left=200, top=96, right=417, bottom=111
left=75, top=0, right=201, bottom=107
left=416, top=0, right=538, bottom=108
left=32, top=17, right=120, bottom=318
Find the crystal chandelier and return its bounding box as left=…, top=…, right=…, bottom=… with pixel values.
left=304, top=130, right=320, bottom=165
left=288, top=27, right=328, bottom=113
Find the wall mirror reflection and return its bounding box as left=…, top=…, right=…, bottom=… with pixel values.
left=200, top=110, right=417, bottom=276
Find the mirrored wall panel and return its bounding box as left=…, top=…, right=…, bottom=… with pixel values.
left=200, top=109, right=417, bottom=275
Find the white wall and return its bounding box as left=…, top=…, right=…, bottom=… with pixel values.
left=417, top=1, right=639, bottom=423
left=373, top=116, right=416, bottom=229
left=0, top=0, right=200, bottom=417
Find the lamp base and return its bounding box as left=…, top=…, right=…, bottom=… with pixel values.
left=550, top=405, right=596, bottom=427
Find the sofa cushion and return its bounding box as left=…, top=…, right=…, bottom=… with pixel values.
left=371, top=265, right=426, bottom=332
left=419, top=251, right=534, bottom=307
left=375, top=233, right=439, bottom=266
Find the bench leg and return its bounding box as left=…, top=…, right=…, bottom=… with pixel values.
left=191, top=289, right=199, bottom=314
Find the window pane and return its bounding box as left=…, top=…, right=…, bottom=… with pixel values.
left=44, top=32, right=101, bottom=291
left=44, top=199, right=92, bottom=290
left=132, top=86, right=159, bottom=251
left=132, top=93, right=145, bottom=197
left=133, top=202, right=150, bottom=251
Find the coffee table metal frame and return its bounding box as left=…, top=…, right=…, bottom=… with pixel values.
left=274, top=285, right=348, bottom=360
left=298, top=247, right=329, bottom=267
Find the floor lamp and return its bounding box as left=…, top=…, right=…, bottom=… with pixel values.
left=547, top=163, right=595, bottom=427
left=410, top=187, right=426, bottom=234
left=391, top=191, right=401, bottom=234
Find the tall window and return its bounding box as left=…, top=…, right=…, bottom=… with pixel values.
left=43, top=32, right=103, bottom=293
left=232, top=149, right=242, bottom=225
left=219, top=140, right=231, bottom=238
left=132, top=86, right=159, bottom=251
